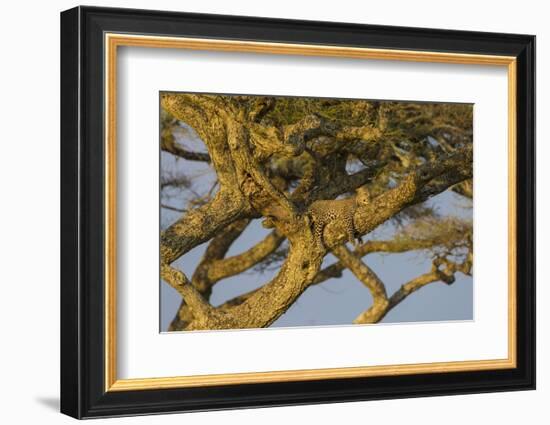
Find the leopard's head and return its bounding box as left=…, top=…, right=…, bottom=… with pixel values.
left=355, top=186, right=371, bottom=207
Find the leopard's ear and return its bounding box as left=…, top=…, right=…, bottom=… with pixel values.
left=356, top=185, right=371, bottom=204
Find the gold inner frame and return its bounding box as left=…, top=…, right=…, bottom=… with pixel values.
left=104, top=33, right=518, bottom=392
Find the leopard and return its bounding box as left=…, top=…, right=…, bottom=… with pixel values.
left=307, top=186, right=371, bottom=248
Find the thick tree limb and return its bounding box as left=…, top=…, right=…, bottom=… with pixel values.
left=191, top=219, right=251, bottom=290
left=183, top=224, right=325, bottom=330
left=332, top=245, right=389, bottom=323
left=161, top=188, right=247, bottom=264
left=161, top=93, right=239, bottom=187
left=206, top=231, right=285, bottom=283
left=160, top=263, right=214, bottom=322
left=169, top=219, right=251, bottom=330
left=226, top=119, right=299, bottom=218
left=217, top=230, right=324, bottom=329
left=322, top=145, right=473, bottom=250
left=172, top=228, right=285, bottom=329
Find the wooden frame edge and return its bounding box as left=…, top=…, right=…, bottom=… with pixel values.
left=104, top=33, right=518, bottom=393
left=108, top=358, right=516, bottom=391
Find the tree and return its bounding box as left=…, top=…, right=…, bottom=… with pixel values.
left=160, top=93, right=473, bottom=331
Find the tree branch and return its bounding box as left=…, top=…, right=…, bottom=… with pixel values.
left=227, top=119, right=299, bottom=217
left=161, top=93, right=239, bottom=187
left=160, top=263, right=215, bottom=322
left=354, top=254, right=473, bottom=324
left=183, top=220, right=325, bottom=330
left=332, top=245, right=389, bottom=323
left=313, top=238, right=441, bottom=284
left=161, top=188, right=247, bottom=264
left=322, top=145, right=473, bottom=250
left=206, top=231, right=285, bottom=283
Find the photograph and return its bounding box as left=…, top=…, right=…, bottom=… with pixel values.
left=56, top=4, right=536, bottom=419
left=160, top=93, right=474, bottom=332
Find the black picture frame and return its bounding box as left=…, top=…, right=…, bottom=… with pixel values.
left=61, top=5, right=535, bottom=419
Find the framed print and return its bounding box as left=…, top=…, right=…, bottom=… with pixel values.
left=60, top=6, right=535, bottom=419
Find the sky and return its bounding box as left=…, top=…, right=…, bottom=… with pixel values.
left=159, top=119, right=473, bottom=332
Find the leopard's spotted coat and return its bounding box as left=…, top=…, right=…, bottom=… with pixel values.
left=308, top=187, right=371, bottom=247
